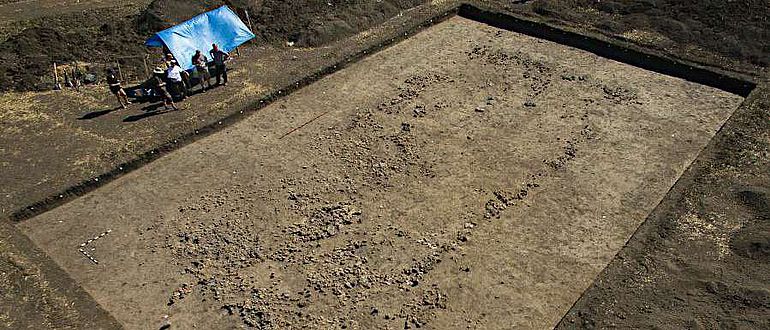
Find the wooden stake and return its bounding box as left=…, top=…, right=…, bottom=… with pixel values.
left=72, top=62, right=80, bottom=91
left=53, top=63, right=60, bottom=90
left=143, top=55, right=150, bottom=78
left=245, top=10, right=254, bottom=34
left=116, top=61, right=124, bottom=82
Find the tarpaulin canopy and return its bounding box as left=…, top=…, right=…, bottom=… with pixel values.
left=145, top=6, right=255, bottom=70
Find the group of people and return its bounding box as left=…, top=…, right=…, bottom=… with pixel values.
left=106, top=43, right=231, bottom=111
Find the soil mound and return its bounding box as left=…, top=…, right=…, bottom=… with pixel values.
left=0, top=8, right=145, bottom=91
left=136, top=0, right=224, bottom=34
left=0, top=0, right=426, bottom=92
left=0, top=28, right=77, bottom=90
left=137, top=0, right=426, bottom=46
left=531, top=0, right=770, bottom=68
left=731, top=188, right=770, bottom=262
left=244, top=0, right=425, bottom=46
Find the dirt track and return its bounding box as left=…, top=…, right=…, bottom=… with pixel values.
left=19, top=17, right=743, bottom=329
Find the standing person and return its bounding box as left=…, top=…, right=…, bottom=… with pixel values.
left=209, top=43, right=230, bottom=86
left=191, top=50, right=211, bottom=92
left=106, top=68, right=131, bottom=108
left=151, top=67, right=178, bottom=111
left=163, top=53, right=175, bottom=69
left=166, top=60, right=187, bottom=100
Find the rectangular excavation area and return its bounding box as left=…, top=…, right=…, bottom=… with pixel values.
left=19, top=16, right=744, bottom=329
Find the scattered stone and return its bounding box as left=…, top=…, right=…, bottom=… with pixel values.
left=413, top=105, right=426, bottom=117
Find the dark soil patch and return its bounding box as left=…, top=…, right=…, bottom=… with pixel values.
left=0, top=7, right=146, bottom=91
left=731, top=188, right=770, bottom=262
left=526, top=0, right=770, bottom=70
left=138, top=0, right=427, bottom=46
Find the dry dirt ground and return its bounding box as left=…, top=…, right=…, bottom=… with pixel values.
left=1, top=1, right=769, bottom=329
left=18, top=16, right=744, bottom=329
left=0, top=1, right=458, bottom=328
left=558, top=85, right=770, bottom=329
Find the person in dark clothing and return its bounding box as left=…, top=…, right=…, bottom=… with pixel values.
left=209, top=43, right=230, bottom=86
left=191, top=50, right=211, bottom=92
left=106, top=68, right=131, bottom=108
left=151, top=67, right=178, bottom=111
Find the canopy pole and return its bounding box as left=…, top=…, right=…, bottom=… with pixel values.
left=245, top=10, right=254, bottom=34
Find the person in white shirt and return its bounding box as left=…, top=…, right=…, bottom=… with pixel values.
left=166, top=60, right=187, bottom=99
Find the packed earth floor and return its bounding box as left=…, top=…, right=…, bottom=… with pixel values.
left=18, top=17, right=745, bottom=329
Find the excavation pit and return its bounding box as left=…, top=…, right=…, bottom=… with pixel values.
left=19, top=14, right=745, bottom=329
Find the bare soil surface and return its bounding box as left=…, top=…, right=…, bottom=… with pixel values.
left=0, top=2, right=457, bottom=328
left=516, top=0, right=770, bottom=76
left=19, top=17, right=743, bottom=329
left=558, top=86, right=770, bottom=329
left=1, top=1, right=769, bottom=329
left=0, top=221, right=120, bottom=329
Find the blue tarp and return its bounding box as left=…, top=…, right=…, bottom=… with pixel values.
left=145, top=6, right=255, bottom=70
